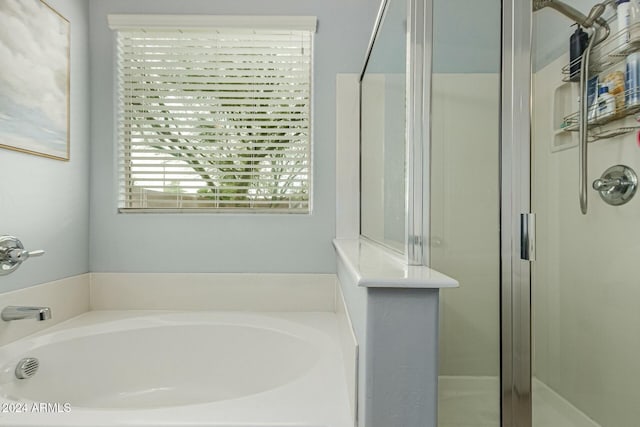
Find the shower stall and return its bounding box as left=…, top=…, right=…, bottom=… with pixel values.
left=360, top=0, right=640, bottom=425
left=506, top=0, right=640, bottom=425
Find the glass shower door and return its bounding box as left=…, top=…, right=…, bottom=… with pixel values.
left=531, top=2, right=640, bottom=426
left=431, top=1, right=502, bottom=427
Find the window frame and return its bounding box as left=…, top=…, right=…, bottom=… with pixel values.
left=109, top=15, right=317, bottom=214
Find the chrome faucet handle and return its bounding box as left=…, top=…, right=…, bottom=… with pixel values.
left=592, top=165, right=638, bottom=206
left=0, top=236, right=45, bottom=276
left=592, top=177, right=624, bottom=192
left=7, top=248, right=45, bottom=262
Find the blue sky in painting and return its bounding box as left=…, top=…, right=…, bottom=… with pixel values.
left=0, top=93, right=66, bottom=156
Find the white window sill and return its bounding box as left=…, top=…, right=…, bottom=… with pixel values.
left=333, top=238, right=459, bottom=289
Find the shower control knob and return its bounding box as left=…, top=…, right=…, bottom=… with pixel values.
left=8, top=248, right=45, bottom=262
left=592, top=178, right=623, bottom=192
left=0, top=236, right=45, bottom=276
left=592, top=165, right=638, bottom=207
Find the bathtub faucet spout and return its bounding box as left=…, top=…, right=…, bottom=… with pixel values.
left=1, top=306, right=52, bottom=322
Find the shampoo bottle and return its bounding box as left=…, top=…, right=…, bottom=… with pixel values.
left=618, top=0, right=632, bottom=51
left=626, top=51, right=640, bottom=106
left=629, top=0, right=640, bottom=44
left=570, top=25, right=588, bottom=82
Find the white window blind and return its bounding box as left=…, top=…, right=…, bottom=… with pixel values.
left=114, top=23, right=313, bottom=213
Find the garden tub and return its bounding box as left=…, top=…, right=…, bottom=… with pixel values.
left=0, top=311, right=351, bottom=427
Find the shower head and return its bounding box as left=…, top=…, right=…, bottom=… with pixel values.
left=533, top=0, right=612, bottom=29
left=584, top=2, right=609, bottom=27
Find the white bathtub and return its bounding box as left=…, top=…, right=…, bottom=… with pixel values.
left=0, top=311, right=352, bottom=427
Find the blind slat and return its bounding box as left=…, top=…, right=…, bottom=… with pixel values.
left=122, top=105, right=308, bottom=113
left=121, top=124, right=308, bottom=129
left=120, top=172, right=309, bottom=179
left=120, top=37, right=311, bottom=46
left=122, top=150, right=310, bottom=155
left=122, top=138, right=308, bottom=143
left=123, top=166, right=309, bottom=172
left=120, top=122, right=307, bottom=128
left=119, top=55, right=310, bottom=64
left=121, top=171, right=306, bottom=181
left=120, top=84, right=309, bottom=92
left=120, top=195, right=309, bottom=202
left=119, top=91, right=308, bottom=99
left=122, top=70, right=309, bottom=79
left=121, top=112, right=308, bottom=120
left=122, top=78, right=307, bottom=86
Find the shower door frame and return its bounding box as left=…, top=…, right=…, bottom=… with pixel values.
left=500, top=0, right=533, bottom=426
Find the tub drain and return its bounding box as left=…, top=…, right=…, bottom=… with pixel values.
left=15, top=358, right=39, bottom=380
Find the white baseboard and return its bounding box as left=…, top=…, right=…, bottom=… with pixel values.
left=89, top=273, right=337, bottom=312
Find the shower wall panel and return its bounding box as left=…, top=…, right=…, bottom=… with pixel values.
left=532, top=52, right=640, bottom=427
left=432, top=73, right=500, bottom=377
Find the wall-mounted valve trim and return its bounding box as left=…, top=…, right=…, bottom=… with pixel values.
left=0, top=236, right=45, bottom=276
left=592, top=165, right=638, bottom=206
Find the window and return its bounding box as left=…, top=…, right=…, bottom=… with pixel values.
left=109, top=16, right=316, bottom=213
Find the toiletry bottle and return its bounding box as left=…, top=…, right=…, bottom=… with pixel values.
left=618, top=0, right=632, bottom=51
left=629, top=0, right=640, bottom=44
left=604, top=70, right=625, bottom=113
left=626, top=51, right=640, bottom=106
left=570, top=25, right=588, bottom=82
left=588, top=83, right=600, bottom=123
left=597, top=85, right=616, bottom=120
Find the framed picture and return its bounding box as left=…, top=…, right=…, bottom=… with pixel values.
left=0, top=0, right=70, bottom=161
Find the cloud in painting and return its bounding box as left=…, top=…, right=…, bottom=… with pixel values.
left=0, top=0, right=68, bottom=134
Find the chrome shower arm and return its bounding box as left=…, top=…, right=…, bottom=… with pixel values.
left=533, top=0, right=614, bottom=28
left=533, top=0, right=590, bottom=25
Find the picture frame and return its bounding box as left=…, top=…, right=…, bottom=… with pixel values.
left=0, top=0, right=70, bottom=161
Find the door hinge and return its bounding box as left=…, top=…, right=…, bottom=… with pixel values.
left=520, top=213, right=536, bottom=262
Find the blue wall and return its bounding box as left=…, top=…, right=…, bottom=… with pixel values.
left=0, top=0, right=90, bottom=293
left=88, top=0, right=379, bottom=273
left=0, top=0, right=505, bottom=289
left=433, top=0, right=501, bottom=73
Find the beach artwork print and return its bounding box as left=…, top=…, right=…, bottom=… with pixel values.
left=0, top=0, right=70, bottom=160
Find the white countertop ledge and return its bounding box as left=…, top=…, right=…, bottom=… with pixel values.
left=333, top=238, right=459, bottom=289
